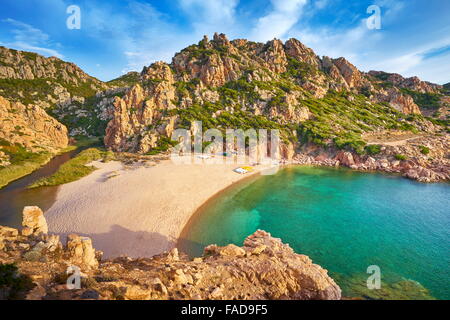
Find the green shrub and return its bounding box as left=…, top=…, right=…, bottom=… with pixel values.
left=394, top=154, right=407, bottom=161
left=419, top=145, right=430, bottom=155
left=400, top=88, right=442, bottom=110
left=0, top=264, right=35, bottom=299
left=365, top=144, right=382, bottom=155
left=146, top=137, right=179, bottom=155
left=29, top=148, right=110, bottom=188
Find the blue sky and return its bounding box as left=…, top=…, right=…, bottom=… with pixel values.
left=0, top=0, right=449, bottom=84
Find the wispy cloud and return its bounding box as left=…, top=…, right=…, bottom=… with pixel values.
left=84, top=0, right=241, bottom=74
left=251, top=0, right=308, bottom=41
left=370, top=37, right=450, bottom=80
left=2, top=18, right=63, bottom=58
left=1, top=0, right=446, bottom=83
left=179, top=0, right=238, bottom=27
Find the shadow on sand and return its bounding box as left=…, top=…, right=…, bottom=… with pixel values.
left=54, top=224, right=206, bottom=259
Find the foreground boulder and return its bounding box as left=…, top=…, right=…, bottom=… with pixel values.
left=0, top=207, right=341, bottom=300
left=22, top=206, right=48, bottom=236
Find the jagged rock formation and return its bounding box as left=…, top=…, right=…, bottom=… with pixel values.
left=105, top=62, right=178, bottom=153
left=0, top=95, right=68, bottom=165
left=368, top=71, right=442, bottom=94
left=103, top=33, right=448, bottom=159
left=0, top=207, right=341, bottom=300
left=0, top=35, right=448, bottom=182
left=21, top=206, right=48, bottom=236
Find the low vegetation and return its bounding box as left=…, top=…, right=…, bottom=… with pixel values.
left=107, top=72, right=140, bottom=87
left=394, top=154, right=407, bottom=161
left=419, top=145, right=430, bottom=155
left=0, top=152, right=52, bottom=189
left=364, top=144, right=382, bottom=155
left=400, top=88, right=442, bottom=110
left=0, top=139, right=53, bottom=189
left=29, top=148, right=114, bottom=188
left=297, top=92, right=418, bottom=154
left=0, top=263, right=34, bottom=300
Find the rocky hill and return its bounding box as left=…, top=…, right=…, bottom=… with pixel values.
left=0, top=46, right=107, bottom=108
left=0, top=95, right=68, bottom=168
left=0, top=34, right=448, bottom=182
left=103, top=34, right=448, bottom=155
left=0, top=207, right=341, bottom=300
left=0, top=46, right=122, bottom=137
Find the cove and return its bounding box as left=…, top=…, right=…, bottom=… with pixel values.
left=179, top=166, right=450, bottom=300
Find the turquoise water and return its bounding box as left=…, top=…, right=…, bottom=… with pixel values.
left=179, top=166, right=450, bottom=300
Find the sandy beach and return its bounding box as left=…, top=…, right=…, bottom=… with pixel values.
left=45, top=157, right=270, bottom=258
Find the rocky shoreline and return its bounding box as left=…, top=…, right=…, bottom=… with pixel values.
left=286, top=134, right=449, bottom=183
left=0, top=206, right=341, bottom=300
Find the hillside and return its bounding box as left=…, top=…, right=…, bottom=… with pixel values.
left=104, top=34, right=448, bottom=156
left=0, top=46, right=107, bottom=108
left=0, top=33, right=448, bottom=183
left=0, top=46, right=126, bottom=137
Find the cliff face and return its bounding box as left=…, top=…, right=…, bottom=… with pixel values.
left=104, top=63, right=178, bottom=153
left=0, top=96, right=68, bottom=166
left=0, top=207, right=341, bottom=300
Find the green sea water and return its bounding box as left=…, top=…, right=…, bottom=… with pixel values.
left=179, top=166, right=450, bottom=300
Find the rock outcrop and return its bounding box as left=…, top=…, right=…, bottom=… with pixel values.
left=368, top=71, right=442, bottom=94
left=0, top=47, right=103, bottom=86
left=21, top=206, right=48, bottom=236
left=0, top=207, right=341, bottom=300
left=0, top=46, right=107, bottom=109
left=104, top=62, right=178, bottom=153
left=0, top=35, right=447, bottom=182
left=374, top=88, right=422, bottom=114
left=104, top=34, right=448, bottom=156
left=0, top=95, right=68, bottom=157
left=293, top=132, right=449, bottom=183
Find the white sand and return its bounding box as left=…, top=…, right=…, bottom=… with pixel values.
left=46, top=157, right=270, bottom=258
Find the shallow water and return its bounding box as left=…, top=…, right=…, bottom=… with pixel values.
left=179, top=166, right=450, bottom=300
left=0, top=149, right=81, bottom=228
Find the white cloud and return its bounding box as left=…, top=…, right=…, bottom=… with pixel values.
left=2, top=18, right=63, bottom=58
left=314, top=0, right=328, bottom=10
left=178, top=0, right=240, bottom=37
left=11, top=42, right=64, bottom=59
left=179, top=0, right=238, bottom=25
left=251, top=0, right=308, bottom=41
left=371, top=52, right=423, bottom=74
left=287, top=20, right=381, bottom=62
left=403, top=52, right=450, bottom=85
left=369, top=38, right=450, bottom=83
left=85, top=0, right=242, bottom=75
left=3, top=18, right=49, bottom=44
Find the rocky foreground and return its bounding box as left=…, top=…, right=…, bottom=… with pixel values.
left=0, top=206, right=341, bottom=300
